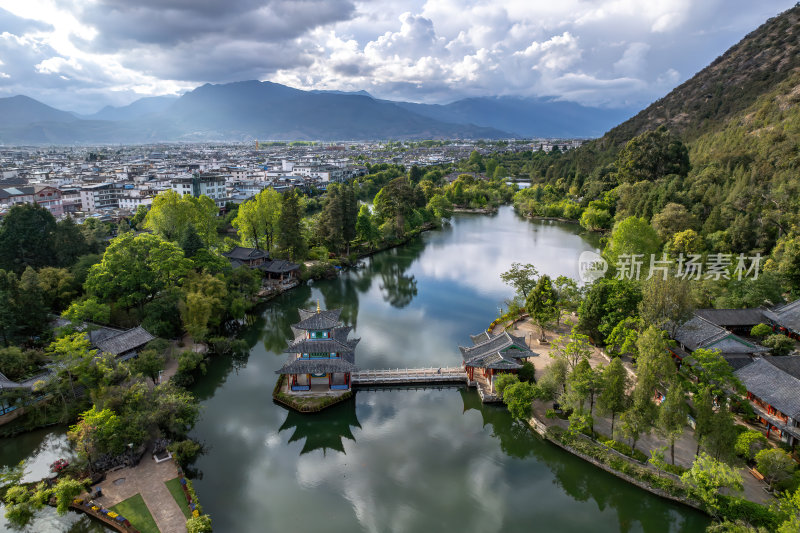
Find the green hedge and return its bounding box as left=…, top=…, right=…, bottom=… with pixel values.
left=600, top=439, right=648, bottom=463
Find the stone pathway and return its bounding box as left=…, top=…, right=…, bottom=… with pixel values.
left=497, top=315, right=775, bottom=506
left=93, top=454, right=187, bottom=533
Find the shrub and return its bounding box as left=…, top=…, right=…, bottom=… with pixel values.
left=602, top=439, right=648, bottom=462
left=717, top=496, right=780, bottom=530
left=186, top=514, right=212, bottom=533
left=761, top=334, right=795, bottom=356
left=735, top=430, right=769, bottom=461
left=168, top=440, right=203, bottom=468
left=518, top=361, right=536, bottom=382
left=750, top=323, right=773, bottom=338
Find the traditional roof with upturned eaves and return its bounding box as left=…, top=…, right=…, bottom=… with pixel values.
left=459, top=330, right=537, bottom=369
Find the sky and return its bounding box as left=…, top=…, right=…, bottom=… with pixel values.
left=0, top=0, right=795, bottom=114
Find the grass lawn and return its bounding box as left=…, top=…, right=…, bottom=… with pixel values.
left=110, top=493, right=160, bottom=533
left=165, top=477, right=191, bottom=519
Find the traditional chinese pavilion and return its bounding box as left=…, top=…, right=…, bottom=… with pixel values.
left=276, top=305, right=359, bottom=392
left=459, top=331, right=537, bottom=393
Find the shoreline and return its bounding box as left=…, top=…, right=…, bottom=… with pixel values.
left=525, top=414, right=707, bottom=514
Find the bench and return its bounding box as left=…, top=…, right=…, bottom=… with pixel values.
left=750, top=468, right=765, bottom=481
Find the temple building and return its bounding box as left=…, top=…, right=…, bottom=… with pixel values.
left=276, top=306, right=359, bottom=392
left=460, top=331, right=537, bottom=395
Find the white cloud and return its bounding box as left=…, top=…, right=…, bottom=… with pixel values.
left=0, top=0, right=796, bottom=112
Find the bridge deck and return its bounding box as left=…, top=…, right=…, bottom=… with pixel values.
left=351, top=367, right=467, bottom=386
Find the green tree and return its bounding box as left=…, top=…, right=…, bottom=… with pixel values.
left=597, top=357, right=631, bottom=436
left=51, top=477, right=90, bottom=515
left=427, top=193, right=453, bottom=222
left=355, top=205, right=379, bottom=245
left=651, top=203, right=698, bottom=242
left=605, top=317, right=642, bottom=358
left=670, top=229, right=704, bottom=256
left=373, top=177, right=416, bottom=238
left=518, top=360, right=536, bottom=382
left=526, top=275, right=559, bottom=341
left=554, top=275, right=582, bottom=314
left=605, top=216, right=662, bottom=269
left=180, top=271, right=228, bottom=341
left=15, top=267, right=49, bottom=341
left=564, top=360, right=604, bottom=432
left=62, top=297, right=111, bottom=326
left=551, top=328, right=593, bottom=371
left=735, top=430, right=769, bottom=461
left=775, top=486, right=800, bottom=533
left=180, top=224, right=205, bottom=258
left=615, top=126, right=690, bottom=184
left=144, top=190, right=218, bottom=246
left=48, top=333, right=98, bottom=400
left=702, top=408, right=738, bottom=462
left=500, top=262, right=539, bottom=300
left=691, top=348, right=743, bottom=395
left=657, top=382, right=689, bottom=464
left=762, top=334, right=795, bottom=356
left=633, top=326, right=675, bottom=403
left=277, top=189, right=307, bottom=260
left=580, top=204, right=613, bottom=231
left=619, top=399, right=653, bottom=451
left=694, top=385, right=715, bottom=457
left=502, top=381, right=538, bottom=419
left=85, top=233, right=192, bottom=311
left=0, top=203, right=57, bottom=273
left=131, top=348, right=166, bottom=384
left=537, top=356, right=568, bottom=401
left=578, top=278, right=642, bottom=343
left=69, top=407, right=125, bottom=463
left=54, top=216, right=90, bottom=267
left=232, top=187, right=282, bottom=251
left=639, top=275, right=695, bottom=336
left=681, top=452, right=743, bottom=517
left=750, top=323, right=773, bottom=338
left=494, top=373, right=520, bottom=399
left=37, top=267, right=77, bottom=312
left=755, top=448, right=796, bottom=491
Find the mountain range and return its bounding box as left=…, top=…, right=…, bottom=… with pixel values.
left=0, top=82, right=636, bottom=145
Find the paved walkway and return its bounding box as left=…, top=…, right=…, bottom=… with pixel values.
left=496, top=315, right=775, bottom=506
left=93, top=454, right=187, bottom=533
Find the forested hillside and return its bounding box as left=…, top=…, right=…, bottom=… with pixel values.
left=499, top=5, right=800, bottom=299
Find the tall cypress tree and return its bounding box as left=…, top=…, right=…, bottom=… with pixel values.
left=277, top=189, right=307, bottom=261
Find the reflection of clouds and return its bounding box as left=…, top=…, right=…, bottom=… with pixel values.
left=293, top=390, right=507, bottom=533
left=414, top=208, right=599, bottom=297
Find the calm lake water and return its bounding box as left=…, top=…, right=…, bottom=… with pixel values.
left=0, top=206, right=710, bottom=532
left=188, top=207, right=709, bottom=533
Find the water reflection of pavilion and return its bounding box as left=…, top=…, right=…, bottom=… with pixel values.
left=278, top=398, right=361, bottom=455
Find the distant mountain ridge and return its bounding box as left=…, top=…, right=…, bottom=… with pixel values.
left=0, top=80, right=636, bottom=144
left=394, top=96, right=636, bottom=138
left=82, top=95, right=178, bottom=121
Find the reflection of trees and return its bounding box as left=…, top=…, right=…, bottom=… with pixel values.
left=260, top=284, right=312, bottom=353
left=317, top=275, right=361, bottom=329
left=372, top=242, right=423, bottom=309
left=458, top=389, right=709, bottom=533
left=278, top=397, right=361, bottom=455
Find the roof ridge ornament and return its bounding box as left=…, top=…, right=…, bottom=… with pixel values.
left=317, top=300, right=321, bottom=313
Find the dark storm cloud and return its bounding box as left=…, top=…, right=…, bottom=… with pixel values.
left=76, top=0, right=356, bottom=48
left=123, top=37, right=315, bottom=81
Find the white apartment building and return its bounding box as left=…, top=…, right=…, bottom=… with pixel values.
left=80, top=183, right=122, bottom=212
